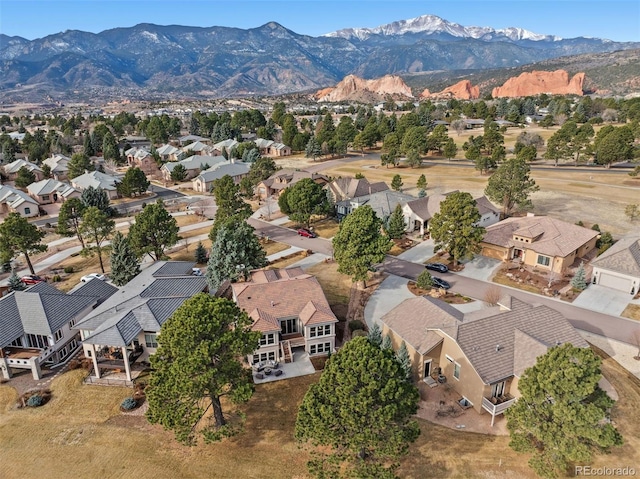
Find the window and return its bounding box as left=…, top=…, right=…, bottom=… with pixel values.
left=69, top=338, right=78, bottom=350
left=537, top=255, right=551, bottom=267
left=27, top=334, right=49, bottom=349
left=68, top=318, right=76, bottom=328
left=145, top=334, right=158, bottom=348
left=58, top=346, right=68, bottom=359
left=24, top=207, right=31, bottom=215
left=453, top=362, right=461, bottom=380
left=54, top=329, right=64, bottom=342
left=309, top=325, right=332, bottom=338
left=252, top=351, right=276, bottom=364
left=280, top=318, right=298, bottom=335
left=259, top=333, right=275, bottom=346
left=10, top=337, right=23, bottom=347
left=491, top=381, right=506, bottom=398
left=42, top=195, right=50, bottom=201
left=309, top=342, right=332, bottom=355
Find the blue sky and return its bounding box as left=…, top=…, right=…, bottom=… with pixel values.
left=1, top=0, right=639, bottom=42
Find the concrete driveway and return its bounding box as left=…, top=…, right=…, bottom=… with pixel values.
left=397, top=239, right=435, bottom=263
left=363, top=275, right=415, bottom=329
left=458, top=256, right=502, bottom=282
left=572, top=284, right=636, bottom=316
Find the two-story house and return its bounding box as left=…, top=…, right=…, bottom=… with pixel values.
left=232, top=268, right=338, bottom=365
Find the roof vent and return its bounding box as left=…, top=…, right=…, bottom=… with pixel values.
left=271, top=301, right=275, bottom=307
left=495, top=344, right=502, bottom=352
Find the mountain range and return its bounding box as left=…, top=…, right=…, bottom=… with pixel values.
left=0, top=14, right=638, bottom=102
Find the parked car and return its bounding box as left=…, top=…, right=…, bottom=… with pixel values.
left=297, top=228, right=317, bottom=238
left=21, top=275, right=46, bottom=285
left=192, top=267, right=203, bottom=276
left=432, top=277, right=451, bottom=290
left=81, top=273, right=106, bottom=282
left=425, top=262, right=449, bottom=273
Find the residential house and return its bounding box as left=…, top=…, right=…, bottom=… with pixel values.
left=254, top=138, right=275, bottom=155
left=42, top=154, right=71, bottom=180
left=156, top=144, right=182, bottom=162
left=2, top=159, right=44, bottom=182
left=192, top=161, right=250, bottom=193
left=326, top=177, right=389, bottom=205
left=181, top=140, right=215, bottom=157
left=381, top=294, right=588, bottom=425
left=27, top=179, right=80, bottom=205
left=590, top=236, right=640, bottom=294
left=178, top=134, right=210, bottom=146
left=403, top=193, right=500, bottom=236
left=73, top=261, right=208, bottom=383
left=255, top=169, right=330, bottom=200
left=480, top=214, right=599, bottom=274
left=335, top=190, right=414, bottom=222
left=125, top=146, right=159, bottom=176
left=232, top=268, right=338, bottom=365
left=0, top=280, right=118, bottom=380
left=71, top=170, right=121, bottom=199
left=268, top=142, right=292, bottom=157
left=0, top=184, right=40, bottom=218
left=161, top=155, right=226, bottom=182
left=212, top=139, right=239, bottom=155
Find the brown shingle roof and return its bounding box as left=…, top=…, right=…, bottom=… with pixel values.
left=405, top=193, right=498, bottom=221
left=482, top=215, right=599, bottom=258
left=232, top=269, right=337, bottom=332
left=591, top=236, right=640, bottom=277
left=327, top=177, right=389, bottom=202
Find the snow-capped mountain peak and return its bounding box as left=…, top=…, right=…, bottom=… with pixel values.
left=323, top=14, right=561, bottom=42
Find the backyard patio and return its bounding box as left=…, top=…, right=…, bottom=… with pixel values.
left=252, top=350, right=316, bottom=384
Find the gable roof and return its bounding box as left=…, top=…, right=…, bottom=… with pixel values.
left=382, top=295, right=587, bottom=384
left=591, top=236, right=640, bottom=277
left=3, top=159, right=43, bottom=175
left=0, top=184, right=39, bottom=209
left=71, top=170, right=119, bottom=191
left=0, top=280, right=117, bottom=348
left=405, top=192, right=498, bottom=221
left=27, top=179, right=78, bottom=197
left=232, top=268, right=337, bottom=332
left=194, top=161, right=250, bottom=183
left=162, top=155, right=226, bottom=173
left=213, top=139, right=239, bottom=151
left=328, top=177, right=390, bottom=202
left=337, top=190, right=415, bottom=219
left=42, top=154, right=70, bottom=173
left=156, top=144, right=180, bottom=156
left=74, top=261, right=207, bottom=347
left=482, top=215, right=599, bottom=258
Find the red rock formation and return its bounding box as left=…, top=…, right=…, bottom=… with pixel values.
left=492, top=70, right=585, bottom=98
left=420, top=80, right=479, bottom=100
left=316, top=74, right=413, bottom=102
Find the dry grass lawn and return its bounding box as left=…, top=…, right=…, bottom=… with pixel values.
left=621, top=304, right=640, bottom=321
left=262, top=240, right=290, bottom=257
left=267, top=251, right=307, bottom=269
left=51, top=252, right=111, bottom=292
left=0, top=344, right=636, bottom=479
left=306, top=260, right=352, bottom=310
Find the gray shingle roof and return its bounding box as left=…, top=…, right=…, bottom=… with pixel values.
left=0, top=295, right=23, bottom=347
left=153, top=261, right=196, bottom=277
left=141, top=277, right=207, bottom=298
left=195, top=162, right=250, bottom=183
left=591, top=236, right=640, bottom=277
left=338, top=190, right=416, bottom=220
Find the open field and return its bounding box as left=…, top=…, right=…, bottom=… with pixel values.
left=1, top=343, right=636, bottom=479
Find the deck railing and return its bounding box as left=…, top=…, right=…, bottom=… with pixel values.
left=482, top=396, right=517, bottom=416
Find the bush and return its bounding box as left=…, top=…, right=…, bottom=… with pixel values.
left=63, top=266, right=74, bottom=274
left=26, top=395, right=44, bottom=407
left=52, top=274, right=61, bottom=282
left=121, top=397, right=138, bottom=410
left=416, top=270, right=433, bottom=289
left=348, top=320, right=365, bottom=332
left=352, top=329, right=368, bottom=338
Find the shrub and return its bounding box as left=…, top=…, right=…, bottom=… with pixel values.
left=52, top=274, right=61, bottom=282
left=416, top=270, right=433, bottom=289
left=352, top=329, right=368, bottom=338
left=63, top=266, right=74, bottom=274
left=26, top=395, right=44, bottom=407
left=121, top=397, right=138, bottom=410
left=348, top=320, right=365, bottom=332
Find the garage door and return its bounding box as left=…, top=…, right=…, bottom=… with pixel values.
left=481, top=246, right=505, bottom=260
left=598, top=273, right=632, bottom=292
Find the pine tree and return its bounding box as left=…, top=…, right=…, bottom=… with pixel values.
left=109, top=231, right=140, bottom=287
left=368, top=322, right=382, bottom=347
left=386, top=203, right=406, bottom=239
left=416, top=270, right=433, bottom=290
left=194, top=241, right=208, bottom=264
left=571, top=262, right=587, bottom=291
left=382, top=334, right=392, bottom=350
left=416, top=174, right=427, bottom=191
left=391, top=174, right=403, bottom=192
left=396, top=341, right=412, bottom=381
left=8, top=269, right=26, bottom=291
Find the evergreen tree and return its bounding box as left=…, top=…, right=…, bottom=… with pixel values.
left=194, top=241, right=208, bottom=264
left=443, top=137, right=458, bottom=160
left=79, top=207, right=115, bottom=274
left=109, top=231, right=140, bottom=287
left=8, top=269, right=26, bottom=291
left=304, top=137, right=322, bottom=161
left=430, top=191, right=485, bottom=266
left=128, top=200, right=180, bottom=261
left=416, top=270, right=433, bottom=290
left=391, top=174, right=403, bottom=192
left=56, top=197, right=86, bottom=248
left=396, top=341, right=412, bottom=381
left=571, top=262, right=587, bottom=291
left=117, top=167, right=149, bottom=197
left=385, top=204, right=406, bottom=239
left=416, top=174, right=427, bottom=191
left=367, top=322, right=382, bottom=348
left=83, top=133, right=94, bottom=157
left=333, top=206, right=392, bottom=287
left=170, top=163, right=187, bottom=182
left=0, top=213, right=47, bottom=275
left=146, top=294, right=261, bottom=445
left=405, top=149, right=422, bottom=168
left=81, top=186, right=114, bottom=216
left=209, top=175, right=252, bottom=241
left=206, top=219, right=268, bottom=291
left=295, top=337, right=420, bottom=478
left=280, top=178, right=330, bottom=228
left=15, top=166, right=36, bottom=188
left=381, top=334, right=392, bottom=350
left=68, top=152, right=94, bottom=179
left=506, top=344, right=622, bottom=478
left=485, top=157, right=539, bottom=216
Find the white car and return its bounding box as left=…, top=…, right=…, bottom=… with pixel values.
left=81, top=273, right=106, bottom=282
